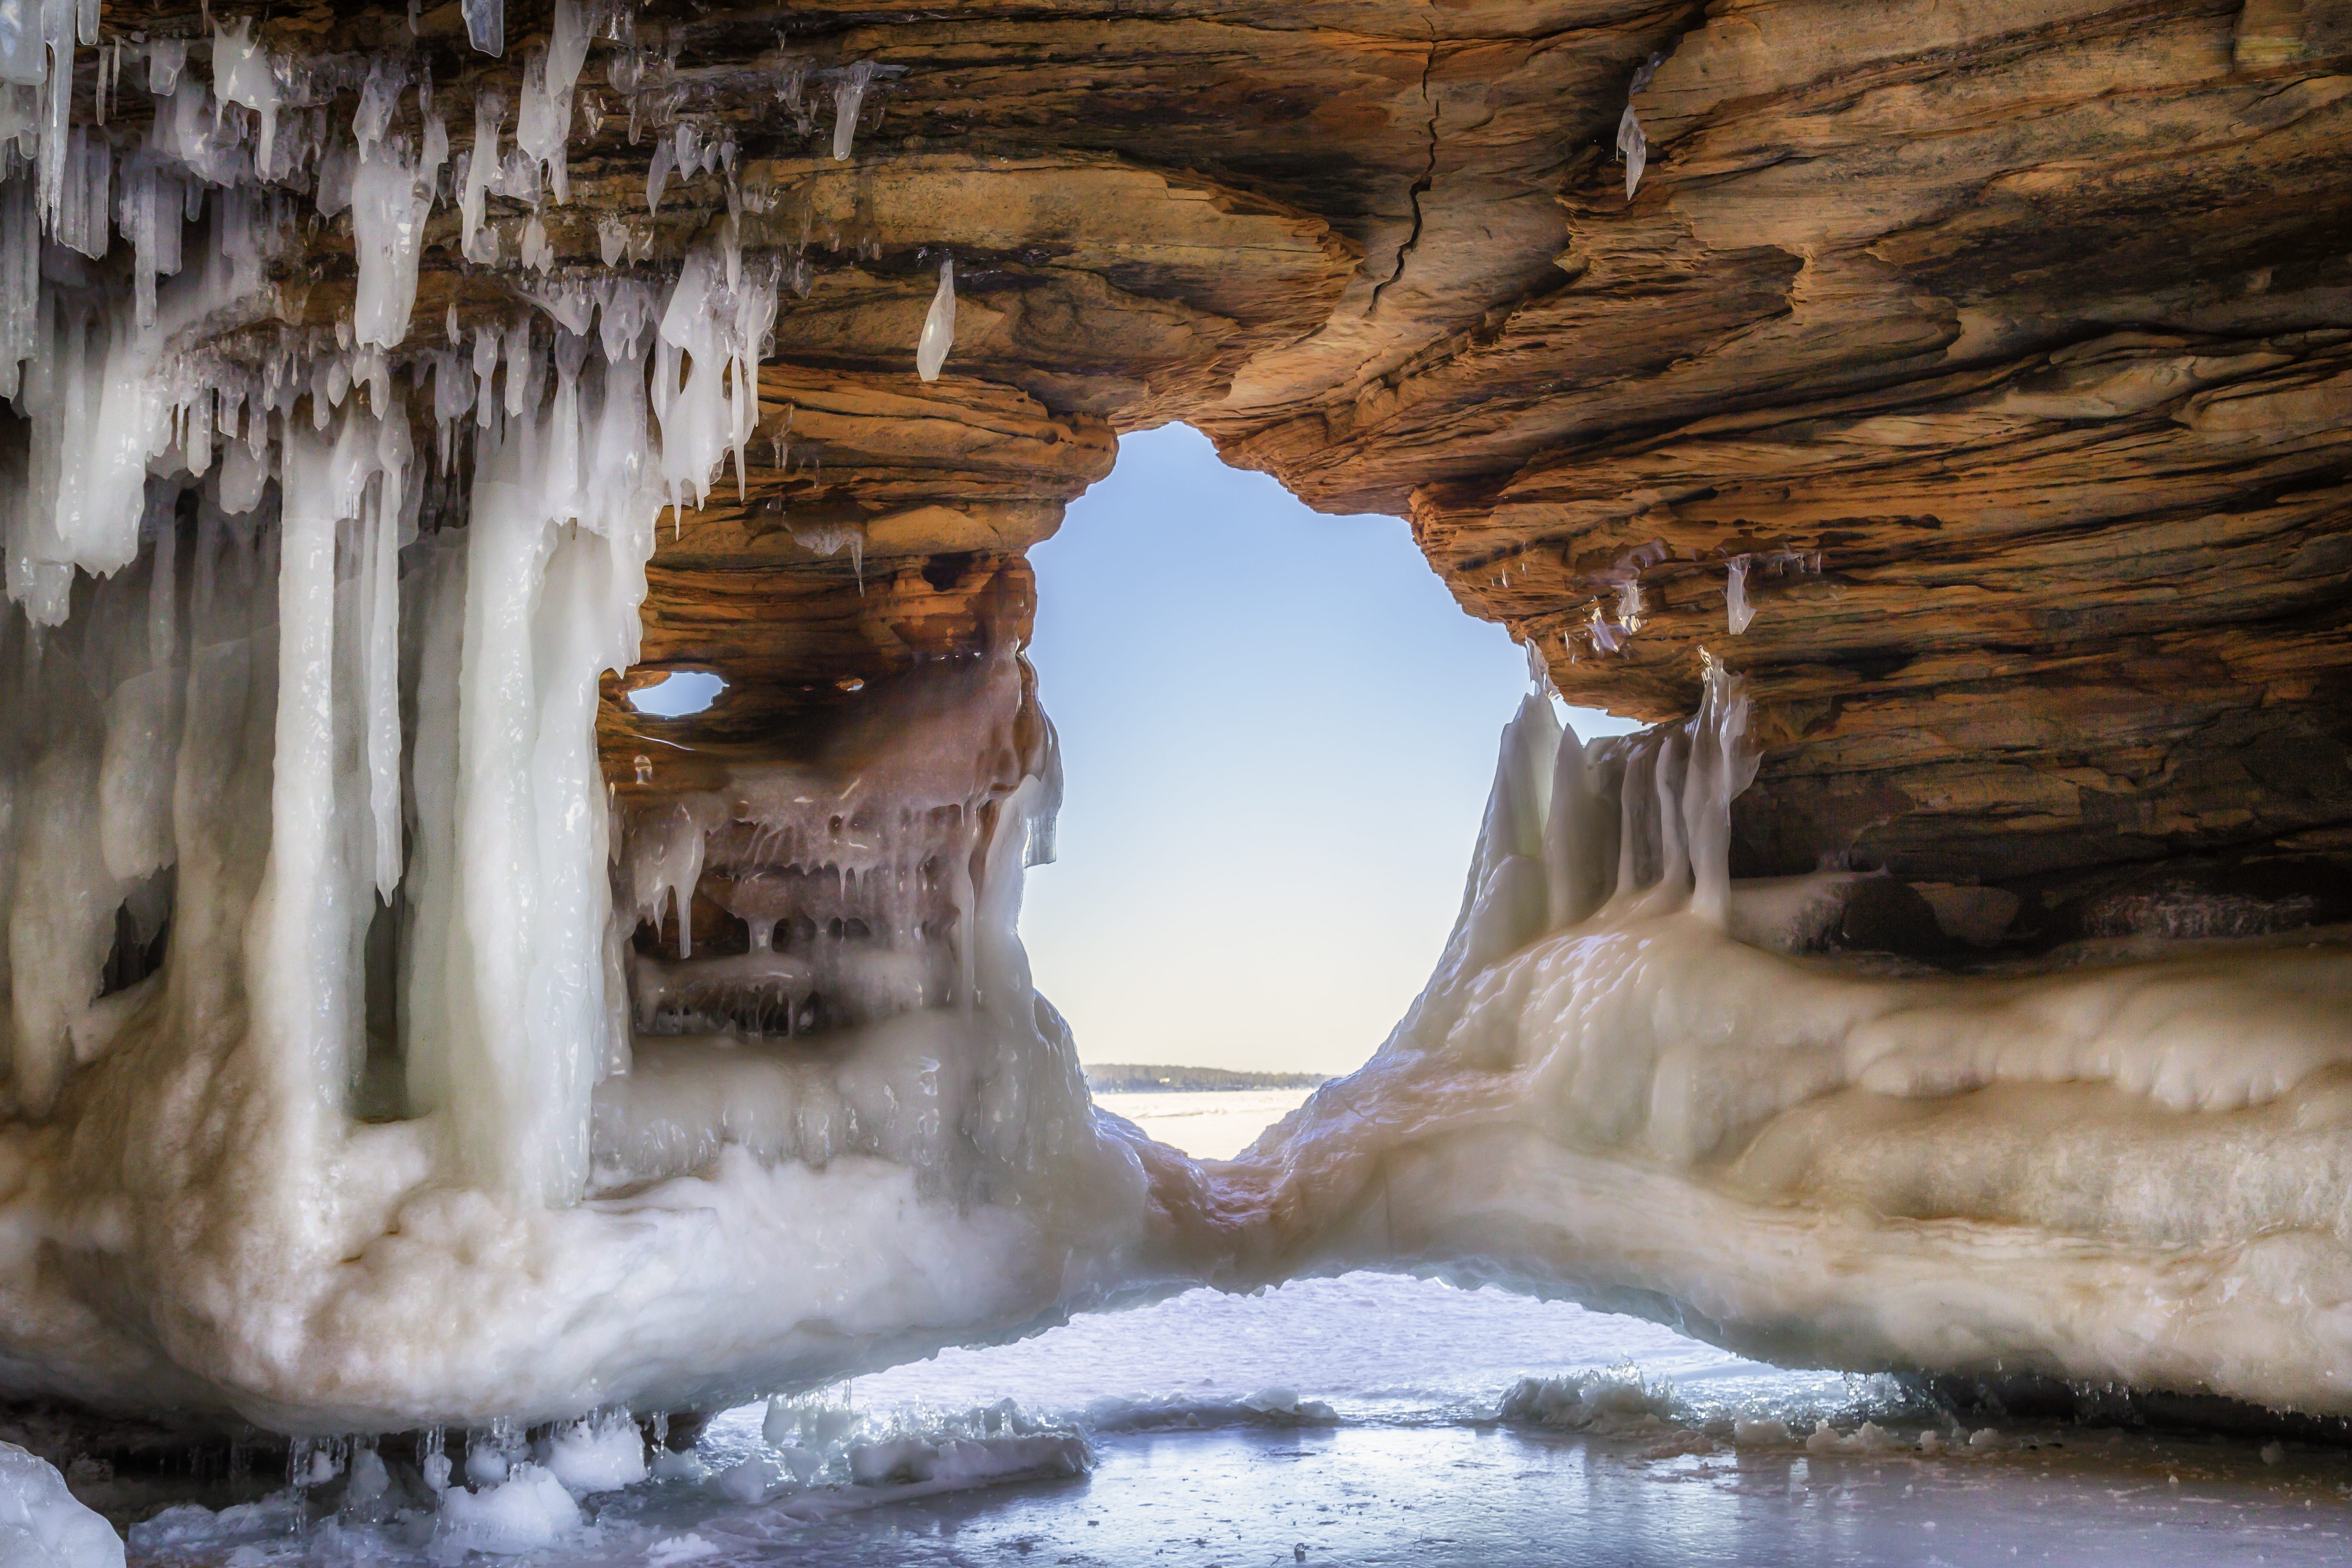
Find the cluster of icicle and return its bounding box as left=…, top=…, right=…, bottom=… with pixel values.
left=1565, top=545, right=1826, bottom=656
left=1387, top=653, right=1757, bottom=1066
left=0, top=2, right=1081, bottom=1439
left=0, top=3, right=585, bottom=618
left=0, top=6, right=782, bottom=1206
left=1721, top=548, right=1822, bottom=636
left=616, top=649, right=1046, bottom=1047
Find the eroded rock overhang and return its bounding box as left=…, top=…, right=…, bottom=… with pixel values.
left=0, top=0, right=2346, bottom=1432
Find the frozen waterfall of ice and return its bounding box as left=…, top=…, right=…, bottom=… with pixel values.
left=0, top=5, right=2348, bottom=1462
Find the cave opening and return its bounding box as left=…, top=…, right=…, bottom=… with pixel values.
left=0, top=0, right=2344, bottom=1556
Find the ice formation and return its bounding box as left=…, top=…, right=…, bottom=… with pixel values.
left=0, top=15, right=1150, bottom=1435
left=916, top=256, right=955, bottom=383
left=0, top=0, right=2347, bottom=1475
left=829, top=61, right=876, bottom=162
left=0, top=1444, right=122, bottom=1568
left=1210, top=663, right=2352, bottom=1414
left=1615, top=53, right=1660, bottom=200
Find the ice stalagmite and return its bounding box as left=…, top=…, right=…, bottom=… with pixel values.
left=917, top=257, right=956, bottom=382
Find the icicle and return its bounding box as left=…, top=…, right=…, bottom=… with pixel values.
left=645, top=135, right=671, bottom=213
left=145, top=38, right=186, bottom=95
left=464, top=0, right=504, bottom=58
left=123, top=161, right=159, bottom=327
left=361, top=399, right=409, bottom=898
left=513, top=0, right=590, bottom=205
left=473, top=325, right=499, bottom=428
left=354, top=58, right=402, bottom=155
left=830, top=61, right=876, bottom=161
left=1617, top=52, right=1661, bottom=201
left=1616, top=107, right=1645, bottom=201
left=1615, top=576, right=1645, bottom=631
left=352, top=135, right=426, bottom=349
left=212, top=18, right=282, bottom=181
left=461, top=92, right=502, bottom=264
left=916, top=256, right=955, bottom=382
left=503, top=315, right=533, bottom=417
left=1725, top=556, right=1754, bottom=635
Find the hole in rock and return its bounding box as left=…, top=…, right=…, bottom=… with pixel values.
left=1021, top=425, right=1640, bottom=1155
left=627, top=670, right=728, bottom=717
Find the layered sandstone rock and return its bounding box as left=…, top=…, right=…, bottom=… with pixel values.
left=125, top=0, right=2335, bottom=952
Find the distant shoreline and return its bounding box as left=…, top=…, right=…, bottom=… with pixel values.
left=1084, top=1064, right=1330, bottom=1094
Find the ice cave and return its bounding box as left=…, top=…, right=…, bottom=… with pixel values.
left=0, top=0, right=2349, bottom=1561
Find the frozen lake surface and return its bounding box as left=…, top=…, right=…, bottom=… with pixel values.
left=96, top=1089, right=2352, bottom=1565
left=1091, top=1088, right=1316, bottom=1162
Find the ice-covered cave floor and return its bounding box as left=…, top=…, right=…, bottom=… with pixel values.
left=65, top=1271, right=2352, bottom=1568
left=61, top=1088, right=2352, bottom=1568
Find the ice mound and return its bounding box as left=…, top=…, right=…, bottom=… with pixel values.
left=1496, top=1372, right=1678, bottom=1434
left=431, top=1464, right=583, bottom=1560
left=0, top=1445, right=124, bottom=1568
left=540, top=1415, right=648, bottom=1494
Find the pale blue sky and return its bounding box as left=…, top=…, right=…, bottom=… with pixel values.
left=1019, top=424, right=1639, bottom=1076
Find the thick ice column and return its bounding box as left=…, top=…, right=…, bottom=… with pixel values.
left=440, top=435, right=580, bottom=1199
left=5, top=727, right=122, bottom=1116
left=245, top=421, right=369, bottom=1124
left=421, top=366, right=653, bottom=1204
left=357, top=406, right=408, bottom=898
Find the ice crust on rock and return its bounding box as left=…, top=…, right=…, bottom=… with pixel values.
left=0, top=0, right=2347, bottom=1458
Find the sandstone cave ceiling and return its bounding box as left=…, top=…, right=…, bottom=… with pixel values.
left=110, top=0, right=2352, bottom=945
